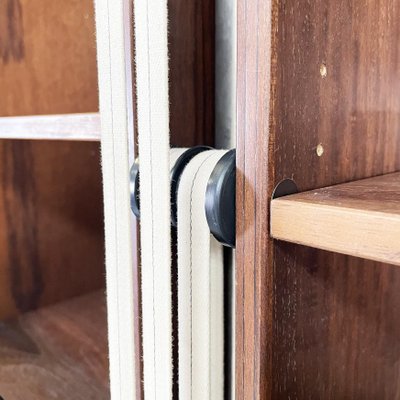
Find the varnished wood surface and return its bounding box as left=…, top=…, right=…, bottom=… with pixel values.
left=0, top=113, right=101, bottom=141
left=0, top=140, right=105, bottom=318
left=236, top=0, right=400, bottom=398
left=271, top=173, right=400, bottom=266
left=0, top=0, right=104, bottom=318
left=236, top=0, right=273, bottom=397
left=273, top=173, right=400, bottom=214
left=0, top=0, right=98, bottom=116
left=0, top=291, right=110, bottom=400
left=169, top=0, right=215, bottom=148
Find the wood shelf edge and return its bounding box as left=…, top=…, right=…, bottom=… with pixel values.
left=271, top=173, right=400, bottom=266
left=0, top=112, right=101, bottom=141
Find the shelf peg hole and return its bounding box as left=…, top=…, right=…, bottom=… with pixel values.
left=320, top=63, right=327, bottom=78
left=316, top=143, right=324, bottom=157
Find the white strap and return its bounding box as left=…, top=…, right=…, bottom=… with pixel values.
left=178, top=150, right=227, bottom=400
left=134, top=0, right=172, bottom=399
left=170, top=148, right=188, bottom=168
left=94, top=0, right=136, bottom=399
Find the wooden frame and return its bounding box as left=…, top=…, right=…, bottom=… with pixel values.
left=0, top=0, right=107, bottom=397
left=236, top=0, right=400, bottom=398
left=0, top=0, right=104, bottom=320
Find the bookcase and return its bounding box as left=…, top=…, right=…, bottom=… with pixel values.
left=0, top=1, right=107, bottom=398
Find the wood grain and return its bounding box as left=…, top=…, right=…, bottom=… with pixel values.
left=0, top=0, right=104, bottom=318
left=0, top=0, right=24, bottom=64
left=0, top=291, right=109, bottom=399
left=271, top=173, right=400, bottom=266
left=168, top=0, right=215, bottom=148
left=236, top=0, right=273, bottom=397
left=0, top=0, right=98, bottom=116
left=0, top=140, right=104, bottom=318
left=236, top=0, right=400, bottom=398
left=0, top=113, right=101, bottom=141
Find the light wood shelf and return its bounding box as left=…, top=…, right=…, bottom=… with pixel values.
left=0, top=113, right=100, bottom=141
left=271, top=172, right=400, bottom=266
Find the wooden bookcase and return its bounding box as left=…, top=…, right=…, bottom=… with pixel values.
left=3, top=0, right=399, bottom=399
left=0, top=0, right=107, bottom=398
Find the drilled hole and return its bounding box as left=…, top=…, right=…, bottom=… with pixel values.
left=316, top=143, right=324, bottom=157
left=272, top=179, right=298, bottom=199
left=320, top=63, right=327, bottom=78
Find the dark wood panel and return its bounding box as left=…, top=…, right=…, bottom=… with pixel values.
left=0, top=0, right=104, bottom=318
left=168, top=0, right=215, bottom=147
left=0, top=140, right=104, bottom=318
left=0, top=291, right=109, bottom=399
left=272, top=245, right=400, bottom=399
left=0, top=0, right=98, bottom=116
left=236, top=0, right=400, bottom=398
left=236, top=0, right=273, bottom=397
left=274, top=0, right=400, bottom=190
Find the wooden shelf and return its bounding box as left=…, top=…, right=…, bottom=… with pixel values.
left=0, top=291, right=109, bottom=399
left=271, top=173, right=400, bottom=266
left=0, top=113, right=100, bottom=141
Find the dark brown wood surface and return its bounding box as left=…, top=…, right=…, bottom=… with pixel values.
left=0, top=140, right=104, bottom=317
left=168, top=0, right=215, bottom=148
left=236, top=0, right=400, bottom=398
left=0, top=0, right=104, bottom=318
left=0, top=291, right=109, bottom=399
left=0, top=0, right=98, bottom=116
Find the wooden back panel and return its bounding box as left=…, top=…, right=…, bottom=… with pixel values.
left=0, top=0, right=98, bottom=116
left=0, top=0, right=103, bottom=318
left=236, top=0, right=400, bottom=398
left=169, top=0, right=215, bottom=148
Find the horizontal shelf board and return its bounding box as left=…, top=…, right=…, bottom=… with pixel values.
left=0, top=112, right=100, bottom=141
left=271, top=172, right=400, bottom=266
